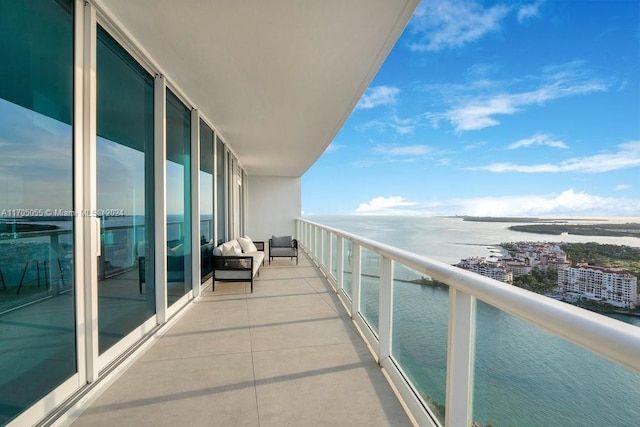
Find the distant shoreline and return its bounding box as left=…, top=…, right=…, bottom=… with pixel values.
left=508, top=223, right=640, bottom=238
left=458, top=216, right=608, bottom=223
left=452, top=216, right=640, bottom=238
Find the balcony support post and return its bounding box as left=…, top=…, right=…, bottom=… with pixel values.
left=325, top=231, right=334, bottom=276
left=320, top=229, right=325, bottom=269
left=378, top=256, right=393, bottom=363
left=445, top=289, right=476, bottom=427
left=336, top=236, right=344, bottom=292
left=351, top=244, right=362, bottom=317
left=313, top=226, right=320, bottom=266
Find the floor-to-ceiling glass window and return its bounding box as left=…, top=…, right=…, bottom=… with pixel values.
left=0, top=1, right=75, bottom=423
left=166, top=89, right=191, bottom=304
left=96, top=26, right=155, bottom=354
left=215, top=137, right=226, bottom=244
left=199, top=120, right=214, bottom=282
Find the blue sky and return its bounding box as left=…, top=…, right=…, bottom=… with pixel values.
left=302, top=0, right=640, bottom=217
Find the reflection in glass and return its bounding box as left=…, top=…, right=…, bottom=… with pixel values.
left=391, top=265, right=449, bottom=423
left=0, top=0, right=75, bottom=423
left=96, top=26, right=155, bottom=354
left=166, top=89, right=192, bottom=305
left=360, top=247, right=380, bottom=334
left=200, top=120, right=214, bottom=282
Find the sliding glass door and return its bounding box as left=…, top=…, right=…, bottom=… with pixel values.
left=96, top=26, right=155, bottom=354
left=166, top=89, right=192, bottom=305
left=200, top=121, right=214, bottom=282
left=0, top=1, right=76, bottom=423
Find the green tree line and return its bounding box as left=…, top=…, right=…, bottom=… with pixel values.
left=561, top=242, right=640, bottom=280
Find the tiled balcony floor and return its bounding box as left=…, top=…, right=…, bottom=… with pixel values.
left=70, top=252, right=413, bottom=426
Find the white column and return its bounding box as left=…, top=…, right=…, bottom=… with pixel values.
left=79, top=0, right=99, bottom=383
left=72, top=0, right=90, bottom=384
left=190, top=109, right=201, bottom=297
left=154, top=76, right=168, bottom=324
left=213, top=134, right=219, bottom=246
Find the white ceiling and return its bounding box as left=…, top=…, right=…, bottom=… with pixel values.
left=95, top=0, right=419, bottom=177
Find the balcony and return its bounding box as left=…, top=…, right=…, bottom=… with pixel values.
left=68, top=251, right=413, bottom=426
left=58, top=219, right=640, bottom=427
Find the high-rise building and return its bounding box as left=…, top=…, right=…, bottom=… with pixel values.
left=558, top=263, right=638, bottom=308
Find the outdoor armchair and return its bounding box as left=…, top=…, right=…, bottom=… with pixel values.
left=269, top=235, right=298, bottom=264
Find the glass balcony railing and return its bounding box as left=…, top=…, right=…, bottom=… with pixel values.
left=297, top=219, right=640, bottom=427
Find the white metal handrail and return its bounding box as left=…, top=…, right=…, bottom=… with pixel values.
left=297, top=218, right=640, bottom=426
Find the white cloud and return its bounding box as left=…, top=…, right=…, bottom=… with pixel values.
left=355, top=196, right=418, bottom=214
left=445, top=189, right=640, bottom=217
left=445, top=95, right=517, bottom=131
left=409, top=0, right=510, bottom=51
left=354, top=190, right=640, bottom=217
left=450, top=189, right=640, bottom=216
left=359, top=114, right=418, bottom=135
left=356, top=85, right=400, bottom=109
left=615, top=184, right=632, bottom=191
left=475, top=141, right=640, bottom=173
left=373, top=145, right=433, bottom=156
left=518, top=1, right=542, bottom=22
left=508, top=133, right=568, bottom=150
left=463, top=141, right=488, bottom=151
left=429, top=61, right=607, bottom=132
left=324, top=143, right=345, bottom=153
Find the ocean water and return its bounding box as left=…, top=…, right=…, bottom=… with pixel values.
left=305, top=215, right=640, bottom=426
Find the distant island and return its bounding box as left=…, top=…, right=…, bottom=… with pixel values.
left=509, top=223, right=640, bottom=238
left=454, top=216, right=640, bottom=238
left=460, top=216, right=571, bottom=223
left=459, top=216, right=609, bottom=223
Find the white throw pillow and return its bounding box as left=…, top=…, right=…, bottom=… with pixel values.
left=237, top=236, right=257, bottom=253
left=221, top=241, right=238, bottom=256
left=231, top=239, right=242, bottom=252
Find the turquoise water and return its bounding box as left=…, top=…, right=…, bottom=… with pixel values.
left=308, top=215, right=640, bottom=426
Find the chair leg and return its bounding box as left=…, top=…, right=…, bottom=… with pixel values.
left=44, top=260, right=49, bottom=290
left=16, top=260, right=30, bottom=295
left=58, top=258, right=65, bottom=286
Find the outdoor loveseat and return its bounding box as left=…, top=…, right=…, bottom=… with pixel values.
left=211, top=237, right=264, bottom=292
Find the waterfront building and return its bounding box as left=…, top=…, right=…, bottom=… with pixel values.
left=558, top=263, right=639, bottom=309
left=511, top=241, right=569, bottom=271
left=500, top=258, right=533, bottom=277
left=455, top=257, right=514, bottom=284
